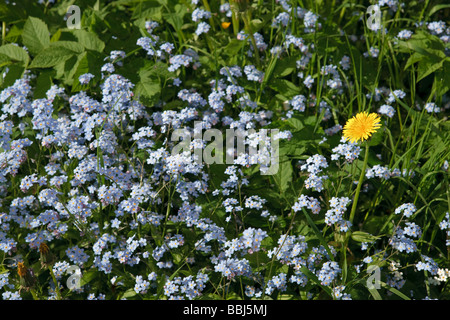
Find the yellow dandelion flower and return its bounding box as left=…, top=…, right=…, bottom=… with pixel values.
left=343, top=111, right=381, bottom=143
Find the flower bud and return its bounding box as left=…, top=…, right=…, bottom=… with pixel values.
left=17, top=262, right=36, bottom=291
left=39, top=242, right=56, bottom=268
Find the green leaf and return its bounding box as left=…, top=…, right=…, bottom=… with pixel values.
left=223, top=39, right=246, bottom=56
left=71, top=51, right=103, bottom=92
left=0, top=53, right=11, bottom=68
left=417, top=56, right=444, bottom=82
left=131, top=0, right=163, bottom=21
left=433, top=60, right=450, bottom=96
left=368, top=122, right=384, bottom=147
left=350, top=231, right=379, bottom=243
left=121, top=288, right=138, bottom=300
left=368, top=287, right=382, bottom=300
left=272, top=155, right=293, bottom=194
left=427, top=4, right=450, bottom=18
left=380, top=281, right=411, bottom=300
left=49, top=41, right=85, bottom=54
left=0, top=44, right=29, bottom=66
left=269, top=79, right=300, bottom=98
left=29, top=46, right=75, bottom=68
left=1, top=63, right=25, bottom=87
left=79, top=268, right=98, bottom=287
left=33, top=69, right=54, bottom=99
left=22, top=16, right=50, bottom=55
left=73, top=29, right=105, bottom=52
left=272, top=56, right=297, bottom=78
left=135, top=80, right=161, bottom=100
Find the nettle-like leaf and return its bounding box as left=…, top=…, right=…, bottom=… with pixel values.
left=0, top=43, right=30, bottom=66
left=22, top=16, right=50, bottom=56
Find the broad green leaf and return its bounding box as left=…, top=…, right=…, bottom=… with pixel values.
left=49, top=41, right=85, bottom=54
left=121, top=288, right=138, bottom=300
left=135, top=80, right=161, bottom=100
left=131, top=0, right=163, bottom=21
left=29, top=46, right=75, bottom=68
left=417, top=56, right=444, bottom=82
left=404, top=52, right=424, bottom=71
left=433, top=60, right=450, bottom=96
left=73, top=29, right=105, bottom=52
left=21, top=16, right=50, bottom=55
left=269, top=79, right=300, bottom=98
left=272, top=56, right=297, bottom=78
left=79, top=268, right=98, bottom=286
left=0, top=53, right=11, bottom=68
left=33, top=69, right=54, bottom=99
left=223, top=39, right=246, bottom=56
left=1, top=63, right=25, bottom=87
left=272, top=155, right=293, bottom=194
left=0, top=44, right=29, bottom=66
left=71, top=51, right=103, bottom=92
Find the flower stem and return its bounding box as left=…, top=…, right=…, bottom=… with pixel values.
left=48, top=266, right=63, bottom=300
left=341, top=141, right=370, bottom=283
left=348, top=141, right=370, bottom=225
left=242, top=13, right=261, bottom=68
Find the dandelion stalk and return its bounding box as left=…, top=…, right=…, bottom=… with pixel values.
left=340, top=111, right=381, bottom=283
left=342, top=111, right=381, bottom=225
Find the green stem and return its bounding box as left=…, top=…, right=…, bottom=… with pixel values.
left=49, top=266, right=63, bottom=300
left=30, top=288, right=39, bottom=300
left=349, top=141, right=370, bottom=225
left=341, top=141, right=370, bottom=284
left=229, top=0, right=240, bottom=36
left=202, top=0, right=216, bottom=31
left=2, top=21, right=5, bottom=46
left=242, top=13, right=261, bottom=68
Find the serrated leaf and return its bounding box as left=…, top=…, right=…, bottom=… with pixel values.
left=29, top=46, right=75, bottom=68
left=135, top=80, right=161, bottom=100
left=0, top=44, right=29, bottom=66
left=73, top=29, right=105, bottom=52
left=22, top=16, right=50, bottom=55
left=49, top=41, right=85, bottom=54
